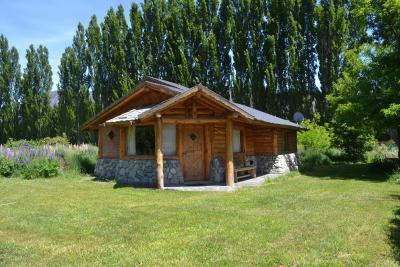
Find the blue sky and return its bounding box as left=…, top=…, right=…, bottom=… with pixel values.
left=0, top=0, right=141, bottom=90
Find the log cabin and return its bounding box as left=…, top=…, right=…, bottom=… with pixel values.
left=81, top=77, right=302, bottom=188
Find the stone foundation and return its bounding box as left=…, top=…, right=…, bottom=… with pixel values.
left=94, top=158, right=184, bottom=186
left=209, top=157, right=225, bottom=183
left=254, top=153, right=299, bottom=175
left=94, top=153, right=299, bottom=186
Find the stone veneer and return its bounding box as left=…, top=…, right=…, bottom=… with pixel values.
left=94, top=158, right=184, bottom=186
left=254, top=153, right=299, bottom=175
left=94, top=153, right=299, bottom=186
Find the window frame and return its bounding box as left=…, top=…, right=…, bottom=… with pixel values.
left=124, top=123, right=179, bottom=160
left=126, top=124, right=156, bottom=157
left=162, top=124, right=177, bottom=156
left=233, top=128, right=243, bottom=153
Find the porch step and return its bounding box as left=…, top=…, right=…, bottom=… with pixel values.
left=184, top=180, right=214, bottom=186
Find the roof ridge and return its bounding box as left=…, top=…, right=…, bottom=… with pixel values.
left=144, top=76, right=189, bottom=92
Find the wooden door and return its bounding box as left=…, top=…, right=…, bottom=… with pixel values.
left=182, top=125, right=205, bottom=181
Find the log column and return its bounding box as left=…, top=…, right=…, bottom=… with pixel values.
left=225, top=118, right=234, bottom=186
left=156, top=114, right=164, bottom=189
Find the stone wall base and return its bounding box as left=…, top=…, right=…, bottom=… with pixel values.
left=94, top=158, right=184, bottom=186
left=94, top=153, right=299, bottom=186
left=254, top=153, right=299, bottom=175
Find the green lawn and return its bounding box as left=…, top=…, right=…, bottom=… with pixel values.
left=0, top=164, right=399, bottom=266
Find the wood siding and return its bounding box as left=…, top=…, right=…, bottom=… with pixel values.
left=100, top=126, right=120, bottom=159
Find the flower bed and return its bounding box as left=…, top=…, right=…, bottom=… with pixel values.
left=0, top=143, right=98, bottom=179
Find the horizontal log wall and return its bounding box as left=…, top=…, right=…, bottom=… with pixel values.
left=100, top=126, right=120, bottom=159
left=253, top=126, right=274, bottom=155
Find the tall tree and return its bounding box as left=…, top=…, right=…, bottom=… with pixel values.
left=316, top=0, right=349, bottom=120
left=86, top=15, right=104, bottom=113
left=57, top=47, right=76, bottom=141
left=0, top=35, right=21, bottom=143
left=20, top=45, right=52, bottom=139
left=101, top=6, right=130, bottom=107
left=216, top=0, right=234, bottom=99
left=127, top=3, right=145, bottom=84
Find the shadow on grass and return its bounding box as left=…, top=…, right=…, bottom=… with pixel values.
left=389, top=206, right=400, bottom=263
left=113, top=182, right=156, bottom=190
left=302, top=163, right=390, bottom=182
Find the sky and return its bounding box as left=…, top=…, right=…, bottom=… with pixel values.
left=0, top=0, right=141, bottom=90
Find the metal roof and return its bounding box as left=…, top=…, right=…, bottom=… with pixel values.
left=101, top=77, right=302, bottom=129
left=106, top=107, right=153, bottom=124
left=144, top=76, right=189, bottom=93
left=233, top=103, right=303, bottom=129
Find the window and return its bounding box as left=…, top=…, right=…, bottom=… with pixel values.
left=127, top=125, right=155, bottom=156
left=233, top=129, right=241, bottom=153
left=162, top=124, right=176, bottom=155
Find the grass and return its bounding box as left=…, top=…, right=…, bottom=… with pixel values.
left=0, top=164, right=399, bottom=266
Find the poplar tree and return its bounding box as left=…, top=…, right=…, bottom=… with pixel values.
left=20, top=45, right=52, bottom=139
left=101, top=6, right=130, bottom=107
left=57, top=47, right=76, bottom=141
left=0, top=35, right=20, bottom=143
left=86, top=15, right=104, bottom=113
left=127, top=3, right=145, bottom=83
left=316, top=0, right=349, bottom=120
left=216, top=0, right=234, bottom=99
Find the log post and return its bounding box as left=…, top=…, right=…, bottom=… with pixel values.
left=155, top=113, right=164, bottom=189
left=273, top=129, right=278, bottom=155
left=225, top=117, right=234, bottom=186
left=97, top=128, right=103, bottom=159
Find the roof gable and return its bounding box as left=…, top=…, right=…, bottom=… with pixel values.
left=81, top=77, right=188, bottom=130
left=137, top=85, right=254, bottom=122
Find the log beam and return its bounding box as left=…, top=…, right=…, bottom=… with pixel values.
left=225, top=118, right=234, bottom=186
left=162, top=118, right=225, bottom=124
left=155, top=114, right=164, bottom=189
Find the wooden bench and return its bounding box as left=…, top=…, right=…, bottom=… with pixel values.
left=234, top=166, right=257, bottom=182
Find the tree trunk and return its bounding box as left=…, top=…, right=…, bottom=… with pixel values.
left=397, top=126, right=400, bottom=159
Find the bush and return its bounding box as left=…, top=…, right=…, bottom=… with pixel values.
left=21, top=158, right=59, bottom=179
left=57, top=144, right=98, bottom=175
left=6, top=136, right=69, bottom=148
left=369, top=158, right=400, bottom=174
left=75, top=152, right=97, bottom=174
left=331, top=121, right=375, bottom=162
left=0, top=156, right=15, bottom=177
left=299, top=149, right=332, bottom=172
left=389, top=170, right=400, bottom=184
left=366, top=142, right=391, bottom=164
left=325, top=148, right=347, bottom=162
left=298, top=117, right=332, bottom=152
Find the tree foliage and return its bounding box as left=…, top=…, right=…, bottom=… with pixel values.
left=0, top=0, right=398, bottom=153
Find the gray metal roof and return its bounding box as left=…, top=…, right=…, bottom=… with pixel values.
left=104, top=77, right=302, bottom=129
left=233, top=103, right=303, bottom=129
left=106, top=107, right=153, bottom=124
left=144, top=76, right=189, bottom=93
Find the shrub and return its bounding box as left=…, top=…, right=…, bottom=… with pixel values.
left=330, top=121, right=375, bottom=162
left=57, top=144, right=98, bottom=175
left=325, top=147, right=347, bottom=162
left=0, top=156, right=15, bottom=177
left=366, top=142, right=391, bottom=164
left=6, top=136, right=69, bottom=148
left=299, top=149, right=332, bottom=172
left=76, top=152, right=97, bottom=174
left=389, top=170, right=400, bottom=184
left=369, top=158, right=400, bottom=174
left=298, top=117, right=332, bottom=152
left=21, top=158, right=59, bottom=179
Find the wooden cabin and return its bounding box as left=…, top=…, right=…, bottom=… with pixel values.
left=81, top=77, right=302, bottom=188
